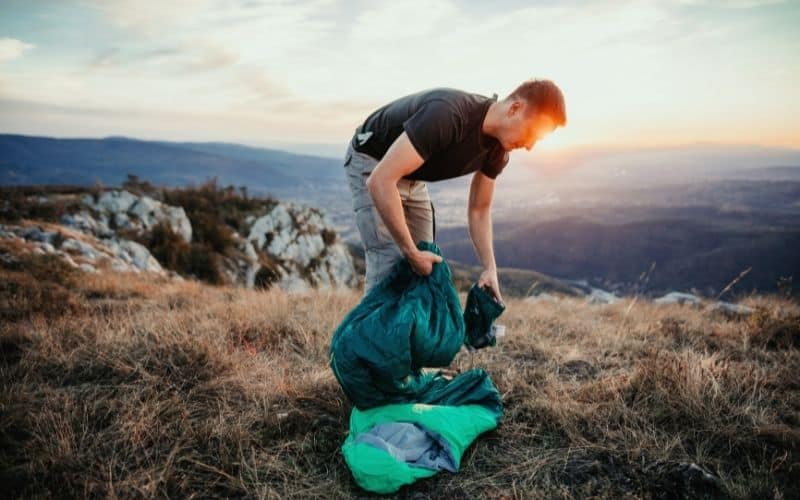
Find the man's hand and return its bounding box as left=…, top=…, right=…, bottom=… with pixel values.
left=407, top=249, right=443, bottom=277
left=478, top=267, right=504, bottom=305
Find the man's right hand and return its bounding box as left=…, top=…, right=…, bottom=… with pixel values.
left=406, top=249, right=443, bottom=277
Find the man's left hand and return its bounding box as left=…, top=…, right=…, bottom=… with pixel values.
left=478, top=268, right=504, bottom=305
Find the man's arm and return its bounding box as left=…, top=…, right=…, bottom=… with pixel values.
left=467, top=169, right=497, bottom=270
left=365, top=131, right=424, bottom=257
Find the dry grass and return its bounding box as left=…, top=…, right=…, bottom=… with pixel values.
left=1, top=268, right=798, bottom=499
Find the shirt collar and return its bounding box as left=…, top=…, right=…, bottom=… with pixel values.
left=479, top=93, right=499, bottom=150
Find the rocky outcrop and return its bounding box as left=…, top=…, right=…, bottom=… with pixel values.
left=585, top=288, right=620, bottom=305
left=73, top=190, right=192, bottom=243
left=0, top=223, right=168, bottom=275
left=3, top=188, right=358, bottom=292
left=654, top=290, right=754, bottom=317
left=561, top=279, right=621, bottom=304
left=244, top=202, right=358, bottom=292
left=705, top=301, right=754, bottom=317
left=524, top=292, right=560, bottom=303
left=528, top=280, right=620, bottom=304
left=654, top=292, right=703, bottom=306
left=221, top=233, right=261, bottom=289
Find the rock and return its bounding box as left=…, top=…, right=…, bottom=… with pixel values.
left=61, top=237, right=102, bottom=260
left=525, top=292, right=559, bottom=302
left=279, top=271, right=312, bottom=293
left=87, top=190, right=137, bottom=214
left=20, top=226, right=58, bottom=245
left=0, top=222, right=167, bottom=276
left=654, top=291, right=703, bottom=306
left=163, top=205, right=192, bottom=243
left=114, top=239, right=163, bottom=273
left=706, top=301, right=754, bottom=317
left=644, top=460, right=723, bottom=498
left=80, top=190, right=192, bottom=243
left=221, top=233, right=261, bottom=288
left=61, top=253, right=78, bottom=268
left=78, top=262, right=97, bottom=273
left=247, top=202, right=357, bottom=291
left=5, top=190, right=358, bottom=291
left=61, top=212, right=113, bottom=238
left=586, top=288, right=620, bottom=304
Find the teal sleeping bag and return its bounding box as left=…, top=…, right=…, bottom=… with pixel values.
left=329, top=240, right=505, bottom=494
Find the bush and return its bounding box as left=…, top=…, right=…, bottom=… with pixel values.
left=0, top=186, right=84, bottom=224
left=0, top=249, right=82, bottom=321
left=141, top=222, right=227, bottom=285
left=161, top=178, right=277, bottom=237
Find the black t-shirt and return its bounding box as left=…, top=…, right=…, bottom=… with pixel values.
left=350, top=87, right=510, bottom=182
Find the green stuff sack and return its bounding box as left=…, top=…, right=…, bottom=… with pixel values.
left=329, top=240, right=505, bottom=494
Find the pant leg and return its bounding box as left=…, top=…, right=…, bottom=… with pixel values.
left=343, top=143, right=411, bottom=296
left=403, top=179, right=434, bottom=245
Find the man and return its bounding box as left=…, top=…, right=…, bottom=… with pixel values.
left=342, top=78, right=566, bottom=301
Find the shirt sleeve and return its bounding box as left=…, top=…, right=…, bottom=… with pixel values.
left=402, top=100, right=463, bottom=161
left=480, top=147, right=509, bottom=179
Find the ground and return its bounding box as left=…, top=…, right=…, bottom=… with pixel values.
left=1, top=262, right=798, bottom=499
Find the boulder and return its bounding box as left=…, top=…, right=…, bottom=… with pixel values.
left=706, top=301, right=754, bottom=317
left=0, top=222, right=166, bottom=276
left=654, top=291, right=702, bottom=306
left=247, top=202, right=357, bottom=291
left=586, top=288, right=620, bottom=304
left=81, top=190, right=192, bottom=243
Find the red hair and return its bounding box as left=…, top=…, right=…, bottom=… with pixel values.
left=506, top=78, right=567, bottom=127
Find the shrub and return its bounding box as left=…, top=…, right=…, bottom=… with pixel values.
left=0, top=248, right=82, bottom=321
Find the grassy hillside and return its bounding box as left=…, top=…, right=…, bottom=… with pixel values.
left=1, top=253, right=798, bottom=498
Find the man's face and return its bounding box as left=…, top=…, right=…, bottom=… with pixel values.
left=500, top=99, right=557, bottom=151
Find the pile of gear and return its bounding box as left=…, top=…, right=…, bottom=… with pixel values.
left=329, top=240, right=506, bottom=494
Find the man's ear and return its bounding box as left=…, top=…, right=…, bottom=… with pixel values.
left=507, top=98, right=524, bottom=117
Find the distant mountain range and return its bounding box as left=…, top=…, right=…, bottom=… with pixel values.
left=438, top=202, right=800, bottom=298
left=0, top=133, right=343, bottom=195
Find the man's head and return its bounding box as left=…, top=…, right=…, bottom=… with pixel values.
left=487, top=78, right=566, bottom=151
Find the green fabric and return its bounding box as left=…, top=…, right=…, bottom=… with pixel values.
left=464, top=282, right=506, bottom=349
left=342, top=403, right=500, bottom=494
left=329, top=240, right=505, bottom=494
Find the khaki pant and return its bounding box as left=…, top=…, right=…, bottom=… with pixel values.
left=342, top=141, right=436, bottom=296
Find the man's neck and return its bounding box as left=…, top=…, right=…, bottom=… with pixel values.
left=481, top=101, right=501, bottom=147
left=481, top=101, right=500, bottom=139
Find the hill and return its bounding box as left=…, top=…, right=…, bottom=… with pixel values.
left=0, top=134, right=342, bottom=194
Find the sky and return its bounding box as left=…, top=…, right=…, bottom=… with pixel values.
left=0, top=0, right=798, bottom=156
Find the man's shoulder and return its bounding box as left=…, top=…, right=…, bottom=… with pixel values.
left=423, top=87, right=484, bottom=107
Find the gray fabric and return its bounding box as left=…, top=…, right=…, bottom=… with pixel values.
left=354, top=421, right=458, bottom=472
left=342, top=142, right=434, bottom=297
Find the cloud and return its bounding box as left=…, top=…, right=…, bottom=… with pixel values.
left=79, top=0, right=215, bottom=35
left=89, top=41, right=238, bottom=73
left=0, top=38, right=35, bottom=64
left=3, top=0, right=797, bottom=148
left=678, top=0, right=785, bottom=8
